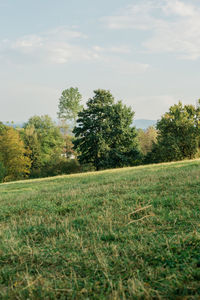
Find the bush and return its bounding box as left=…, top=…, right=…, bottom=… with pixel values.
left=36, top=158, right=81, bottom=178
left=0, top=162, right=6, bottom=183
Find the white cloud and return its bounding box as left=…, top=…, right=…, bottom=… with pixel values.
left=0, top=27, right=96, bottom=65
left=45, top=27, right=87, bottom=40
left=93, top=45, right=131, bottom=54
left=12, top=35, right=43, bottom=54
left=163, top=0, right=197, bottom=17
left=103, top=0, right=200, bottom=60
left=0, top=27, right=149, bottom=75
left=103, top=2, right=160, bottom=31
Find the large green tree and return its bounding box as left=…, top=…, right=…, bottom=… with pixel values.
left=23, top=115, right=65, bottom=176
left=58, top=87, right=83, bottom=126
left=148, top=101, right=200, bottom=162
left=73, top=89, right=139, bottom=170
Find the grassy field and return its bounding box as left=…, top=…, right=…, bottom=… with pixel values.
left=0, top=160, right=200, bottom=299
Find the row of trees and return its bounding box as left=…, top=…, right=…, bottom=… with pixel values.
left=0, top=88, right=199, bottom=182
left=0, top=115, right=80, bottom=182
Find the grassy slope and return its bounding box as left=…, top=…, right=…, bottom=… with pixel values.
left=0, top=160, right=200, bottom=299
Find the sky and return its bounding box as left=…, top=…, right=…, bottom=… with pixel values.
left=0, top=0, right=200, bottom=122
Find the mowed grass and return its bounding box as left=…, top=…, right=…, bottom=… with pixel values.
left=0, top=160, right=200, bottom=299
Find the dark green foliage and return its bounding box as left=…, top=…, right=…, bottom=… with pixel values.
left=42, top=158, right=81, bottom=177
left=5, top=116, right=81, bottom=179
left=147, top=101, right=200, bottom=163
left=73, top=89, right=139, bottom=170
left=0, top=161, right=6, bottom=182
left=23, top=115, right=65, bottom=177
left=24, top=115, right=64, bottom=163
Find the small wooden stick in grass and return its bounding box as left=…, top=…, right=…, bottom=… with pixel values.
left=128, top=204, right=152, bottom=217
left=127, top=214, right=153, bottom=225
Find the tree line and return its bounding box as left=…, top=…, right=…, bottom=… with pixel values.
left=0, top=88, right=200, bottom=182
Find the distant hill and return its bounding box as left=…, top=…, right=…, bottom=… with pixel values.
left=133, top=119, right=157, bottom=129
left=4, top=119, right=157, bottom=130
left=3, top=122, right=24, bottom=128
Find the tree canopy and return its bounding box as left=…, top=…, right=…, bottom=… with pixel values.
left=0, top=126, right=31, bottom=182
left=23, top=115, right=65, bottom=177
left=148, top=101, right=200, bottom=162
left=58, top=87, right=83, bottom=125
left=73, top=89, right=139, bottom=170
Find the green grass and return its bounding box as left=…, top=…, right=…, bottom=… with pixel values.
left=0, top=160, right=200, bottom=299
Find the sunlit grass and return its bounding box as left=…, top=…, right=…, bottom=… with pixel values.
left=0, top=159, right=200, bottom=299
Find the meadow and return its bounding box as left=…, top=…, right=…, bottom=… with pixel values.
left=0, top=159, right=200, bottom=299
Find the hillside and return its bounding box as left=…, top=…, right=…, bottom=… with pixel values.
left=0, top=160, right=200, bottom=299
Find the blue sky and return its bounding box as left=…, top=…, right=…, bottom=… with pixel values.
left=0, top=0, right=200, bottom=122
